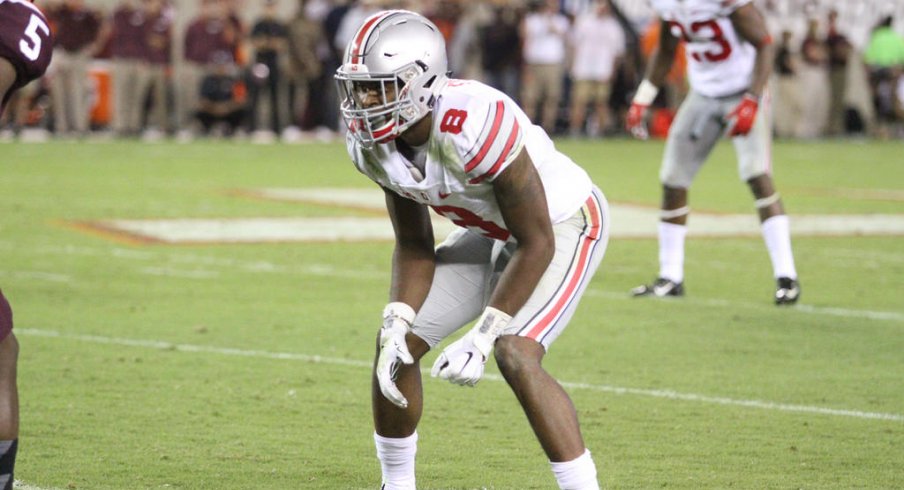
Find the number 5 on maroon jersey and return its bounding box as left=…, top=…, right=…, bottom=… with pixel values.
left=0, top=0, right=54, bottom=106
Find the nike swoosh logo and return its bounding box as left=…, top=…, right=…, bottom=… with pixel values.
left=438, top=192, right=451, bottom=199
left=462, top=352, right=474, bottom=368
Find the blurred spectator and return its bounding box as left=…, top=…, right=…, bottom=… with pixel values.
left=478, top=1, right=521, bottom=99
left=109, top=0, right=152, bottom=137
left=568, top=0, right=625, bottom=137
left=334, top=0, right=383, bottom=56
left=825, top=9, right=852, bottom=136
left=322, top=0, right=356, bottom=130
left=427, top=1, right=460, bottom=43
left=143, top=0, right=173, bottom=138
left=247, top=0, right=290, bottom=138
left=796, top=18, right=829, bottom=138
left=195, top=61, right=246, bottom=137
left=520, top=0, right=569, bottom=133
left=864, top=16, right=904, bottom=138
left=286, top=0, right=325, bottom=131
left=773, top=29, right=800, bottom=138
left=47, top=0, right=105, bottom=136
left=446, top=1, right=483, bottom=80
left=179, top=0, right=242, bottom=137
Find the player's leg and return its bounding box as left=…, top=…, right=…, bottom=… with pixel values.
left=0, top=291, right=19, bottom=490
left=633, top=91, right=720, bottom=297
left=501, top=189, right=608, bottom=489
left=0, top=58, right=17, bottom=114
left=569, top=80, right=589, bottom=136
left=592, top=82, right=612, bottom=136
left=522, top=64, right=541, bottom=123
left=495, top=336, right=599, bottom=481
left=734, top=93, right=800, bottom=304
left=373, top=228, right=496, bottom=490
left=542, top=64, right=564, bottom=133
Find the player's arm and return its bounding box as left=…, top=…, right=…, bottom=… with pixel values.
left=627, top=19, right=681, bottom=138
left=376, top=188, right=435, bottom=409
left=384, top=187, right=436, bottom=310
left=431, top=148, right=554, bottom=386
left=645, top=19, right=681, bottom=88
left=726, top=3, right=774, bottom=136
left=486, top=149, right=555, bottom=315
left=730, top=3, right=774, bottom=99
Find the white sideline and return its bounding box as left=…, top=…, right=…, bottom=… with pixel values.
left=17, top=328, right=903, bottom=423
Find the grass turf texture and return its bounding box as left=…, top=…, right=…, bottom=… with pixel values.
left=1, top=138, right=902, bottom=489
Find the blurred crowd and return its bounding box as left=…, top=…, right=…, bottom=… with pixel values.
left=1, top=0, right=903, bottom=142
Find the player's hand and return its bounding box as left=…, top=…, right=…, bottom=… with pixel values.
left=431, top=307, right=511, bottom=386
left=625, top=102, right=650, bottom=140
left=726, top=93, right=759, bottom=136
left=375, top=303, right=416, bottom=409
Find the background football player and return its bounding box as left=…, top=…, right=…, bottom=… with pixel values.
left=0, top=0, right=53, bottom=486
left=626, top=0, right=801, bottom=305
left=336, top=10, right=609, bottom=490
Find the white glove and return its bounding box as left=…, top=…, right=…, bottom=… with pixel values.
left=376, top=302, right=416, bottom=409
left=431, top=307, right=512, bottom=386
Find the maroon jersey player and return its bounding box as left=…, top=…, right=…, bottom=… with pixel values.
left=0, top=0, right=52, bottom=487
left=0, top=0, right=53, bottom=114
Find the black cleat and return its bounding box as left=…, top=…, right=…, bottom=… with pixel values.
left=632, top=277, right=684, bottom=298
left=775, top=277, right=800, bottom=305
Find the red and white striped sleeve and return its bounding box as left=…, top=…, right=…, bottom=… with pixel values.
left=459, top=99, right=524, bottom=185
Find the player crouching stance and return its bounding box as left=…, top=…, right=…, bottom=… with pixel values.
left=336, top=11, right=609, bottom=489
left=0, top=0, right=53, bottom=486
left=626, top=0, right=800, bottom=305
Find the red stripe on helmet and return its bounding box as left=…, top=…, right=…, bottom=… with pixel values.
left=350, top=11, right=394, bottom=64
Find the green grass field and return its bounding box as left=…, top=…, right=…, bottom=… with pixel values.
left=1, top=138, right=902, bottom=489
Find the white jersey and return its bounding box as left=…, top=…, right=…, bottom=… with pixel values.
left=347, top=79, right=593, bottom=242
left=650, top=0, right=756, bottom=97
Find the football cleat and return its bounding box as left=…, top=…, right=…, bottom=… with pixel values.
left=775, top=277, right=801, bottom=305
left=631, top=277, right=684, bottom=298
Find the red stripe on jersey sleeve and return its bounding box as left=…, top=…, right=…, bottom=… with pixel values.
left=468, top=118, right=521, bottom=185
left=464, top=101, right=505, bottom=173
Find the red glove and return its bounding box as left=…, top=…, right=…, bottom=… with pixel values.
left=726, top=94, right=759, bottom=136
left=625, top=102, right=649, bottom=140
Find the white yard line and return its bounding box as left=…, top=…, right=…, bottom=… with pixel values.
left=15, top=480, right=65, bottom=490
left=17, top=328, right=903, bottom=423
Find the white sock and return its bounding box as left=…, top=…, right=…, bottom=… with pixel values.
left=550, top=449, right=600, bottom=490
left=658, top=221, right=687, bottom=283
left=374, top=432, right=417, bottom=490
left=761, top=215, right=797, bottom=279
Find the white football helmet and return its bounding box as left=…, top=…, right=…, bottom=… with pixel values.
left=335, top=10, right=449, bottom=148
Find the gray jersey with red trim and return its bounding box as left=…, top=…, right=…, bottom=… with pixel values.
left=347, top=79, right=592, bottom=241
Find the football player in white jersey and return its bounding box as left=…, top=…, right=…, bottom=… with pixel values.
left=336, top=10, right=609, bottom=490
left=626, top=0, right=800, bottom=305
